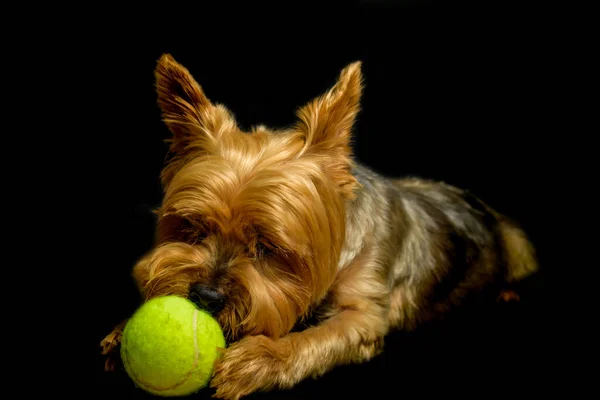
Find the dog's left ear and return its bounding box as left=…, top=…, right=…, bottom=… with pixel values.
left=154, top=54, right=237, bottom=186
left=296, top=61, right=363, bottom=197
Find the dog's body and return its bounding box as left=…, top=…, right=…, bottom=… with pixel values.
left=101, top=54, right=538, bottom=399
left=328, top=163, right=535, bottom=329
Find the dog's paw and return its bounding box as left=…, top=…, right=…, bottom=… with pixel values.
left=100, top=331, right=121, bottom=355
left=210, top=335, right=291, bottom=400
left=100, top=321, right=127, bottom=372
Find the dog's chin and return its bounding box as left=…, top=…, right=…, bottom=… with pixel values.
left=216, top=303, right=250, bottom=342
left=217, top=302, right=297, bottom=343
left=216, top=276, right=311, bottom=342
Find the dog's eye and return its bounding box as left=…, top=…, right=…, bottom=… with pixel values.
left=158, top=213, right=210, bottom=244
left=184, top=219, right=209, bottom=243
left=174, top=215, right=209, bottom=243
left=190, top=228, right=208, bottom=243
left=255, top=239, right=270, bottom=257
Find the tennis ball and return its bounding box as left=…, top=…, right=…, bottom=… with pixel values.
left=120, top=295, right=226, bottom=397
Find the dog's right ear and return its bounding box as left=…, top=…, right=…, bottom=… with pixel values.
left=155, top=54, right=236, bottom=158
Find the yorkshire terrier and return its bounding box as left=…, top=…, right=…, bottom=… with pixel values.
left=101, top=54, right=538, bottom=399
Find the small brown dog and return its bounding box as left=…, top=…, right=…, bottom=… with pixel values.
left=101, top=54, right=538, bottom=399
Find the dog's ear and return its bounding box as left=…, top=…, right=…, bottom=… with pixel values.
left=155, top=54, right=235, bottom=157
left=295, top=61, right=363, bottom=197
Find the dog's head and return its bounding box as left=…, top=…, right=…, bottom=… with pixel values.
left=133, top=54, right=363, bottom=341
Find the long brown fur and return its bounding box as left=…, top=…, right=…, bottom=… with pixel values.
left=101, top=54, right=538, bottom=399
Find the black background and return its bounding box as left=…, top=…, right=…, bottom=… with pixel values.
left=73, top=1, right=563, bottom=398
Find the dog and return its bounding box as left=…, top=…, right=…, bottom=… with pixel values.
left=101, top=54, right=538, bottom=399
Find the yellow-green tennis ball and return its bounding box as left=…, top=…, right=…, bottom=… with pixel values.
left=120, top=295, right=226, bottom=397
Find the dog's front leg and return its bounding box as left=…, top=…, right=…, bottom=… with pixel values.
left=211, top=261, right=389, bottom=400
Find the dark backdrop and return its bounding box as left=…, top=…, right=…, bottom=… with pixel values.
left=84, top=2, right=557, bottom=399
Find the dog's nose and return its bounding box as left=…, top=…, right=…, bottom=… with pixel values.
left=189, top=283, right=226, bottom=315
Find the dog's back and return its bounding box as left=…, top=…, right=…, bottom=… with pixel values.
left=342, top=163, right=538, bottom=329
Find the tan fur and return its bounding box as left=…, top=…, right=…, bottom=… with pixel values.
left=499, top=221, right=538, bottom=282
left=101, top=54, right=539, bottom=399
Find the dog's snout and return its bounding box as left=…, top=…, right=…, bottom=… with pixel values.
left=189, top=283, right=226, bottom=314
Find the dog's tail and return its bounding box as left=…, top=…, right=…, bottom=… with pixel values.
left=463, top=190, right=539, bottom=282
left=497, top=218, right=538, bottom=282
